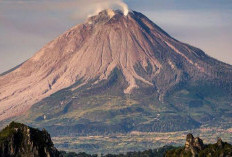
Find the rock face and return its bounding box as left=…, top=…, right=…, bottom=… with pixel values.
left=1, top=9, right=232, bottom=121
left=165, top=134, right=232, bottom=157
left=184, top=134, right=204, bottom=156
left=0, top=122, right=62, bottom=157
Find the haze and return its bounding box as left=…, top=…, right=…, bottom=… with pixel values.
left=0, top=0, right=232, bottom=74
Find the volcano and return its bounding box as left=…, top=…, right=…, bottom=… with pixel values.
left=0, top=10, right=232, bottom=136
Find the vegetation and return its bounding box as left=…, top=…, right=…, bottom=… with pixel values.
left=60, top=152, right=97, bottom=157
left=165, top=147, right=191, bottom=157
left=60, top=146, right=175, bottom=157
left=1, top=78, right=232, bottom=153
left=0, top=121, right=61, bottom=157
left=166, top=136, right=232, bottom=157
left=0, top=121, right=23, bottom=143
left=1, top=122, right=232, bottom=157
left=198, top=142, right=232, bottom=156
left=166, top=143, right=232, bottom=157
left=61, top=141, right=232, bottom=157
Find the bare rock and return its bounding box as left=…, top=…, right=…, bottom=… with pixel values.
left=185, top=133, right=204, bottom=157
left=0, top=122, right=62, bottom=157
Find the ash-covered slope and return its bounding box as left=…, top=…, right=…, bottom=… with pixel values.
left=0, top=10, right=232, bottom=132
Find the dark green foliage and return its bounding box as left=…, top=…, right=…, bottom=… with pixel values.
left=60, top=151, right=97, bottom=157
left=165, top=140, right=232, bottom=157
left=165, top=147, right=192, bottom=157
left=198, top=142, right=232, bottom=157
left=61, top=146, right=175, bottom=157
left=0, top=121, right=23, bottom=143
left=188, top=100, right=203, bottom=108
left=136, top=115, right=201, bottom=132
left=0, top=122, right=61, bottom=157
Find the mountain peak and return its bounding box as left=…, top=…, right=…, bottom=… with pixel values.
left=87, top=9, right=132, bottom=25
left=0, top=10, right=231, bottom=122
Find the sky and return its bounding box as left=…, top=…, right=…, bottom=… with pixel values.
left=0, top=0, right=232, bottom=73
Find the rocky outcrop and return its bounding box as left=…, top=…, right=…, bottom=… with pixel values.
left=165, top=134, right=232, bottom=157
left=0, top=122, right=62, bottom=157
left=184, top=133, right=204, bottom=156
left=217, top=137, right=224, bottom=149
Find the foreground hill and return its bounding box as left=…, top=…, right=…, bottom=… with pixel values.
left=0, top=122, right=61, bottom=157
left=166, top=134, right=232, bottom=157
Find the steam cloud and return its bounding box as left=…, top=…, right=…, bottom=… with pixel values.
left=70, top=0, right=129, bottom=19
left=89, top=0, right=129, bottom=16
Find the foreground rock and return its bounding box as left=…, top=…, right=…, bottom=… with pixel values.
left=165, top=133, right=232, bottom=157
left=0, top=122, right=62, bottom=157
left=184, top=133, right=204, bottom=156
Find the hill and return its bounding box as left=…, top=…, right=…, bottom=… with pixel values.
left=165, top=134, right=232, bottom=157
left=0, top=122, right=61, bottom=157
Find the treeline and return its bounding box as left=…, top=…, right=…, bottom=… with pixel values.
left=60, top=146, right=175, bottom=157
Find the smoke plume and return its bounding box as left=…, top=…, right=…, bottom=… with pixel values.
left=90, top=0, right=129, bottom=16
left=70, top=0, right=129, bottom=19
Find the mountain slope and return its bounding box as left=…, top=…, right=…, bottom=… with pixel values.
left=0, top=10, right=232, bottom=136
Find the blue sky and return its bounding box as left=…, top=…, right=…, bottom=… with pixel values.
left=0, top=0, right=232, bottom=73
